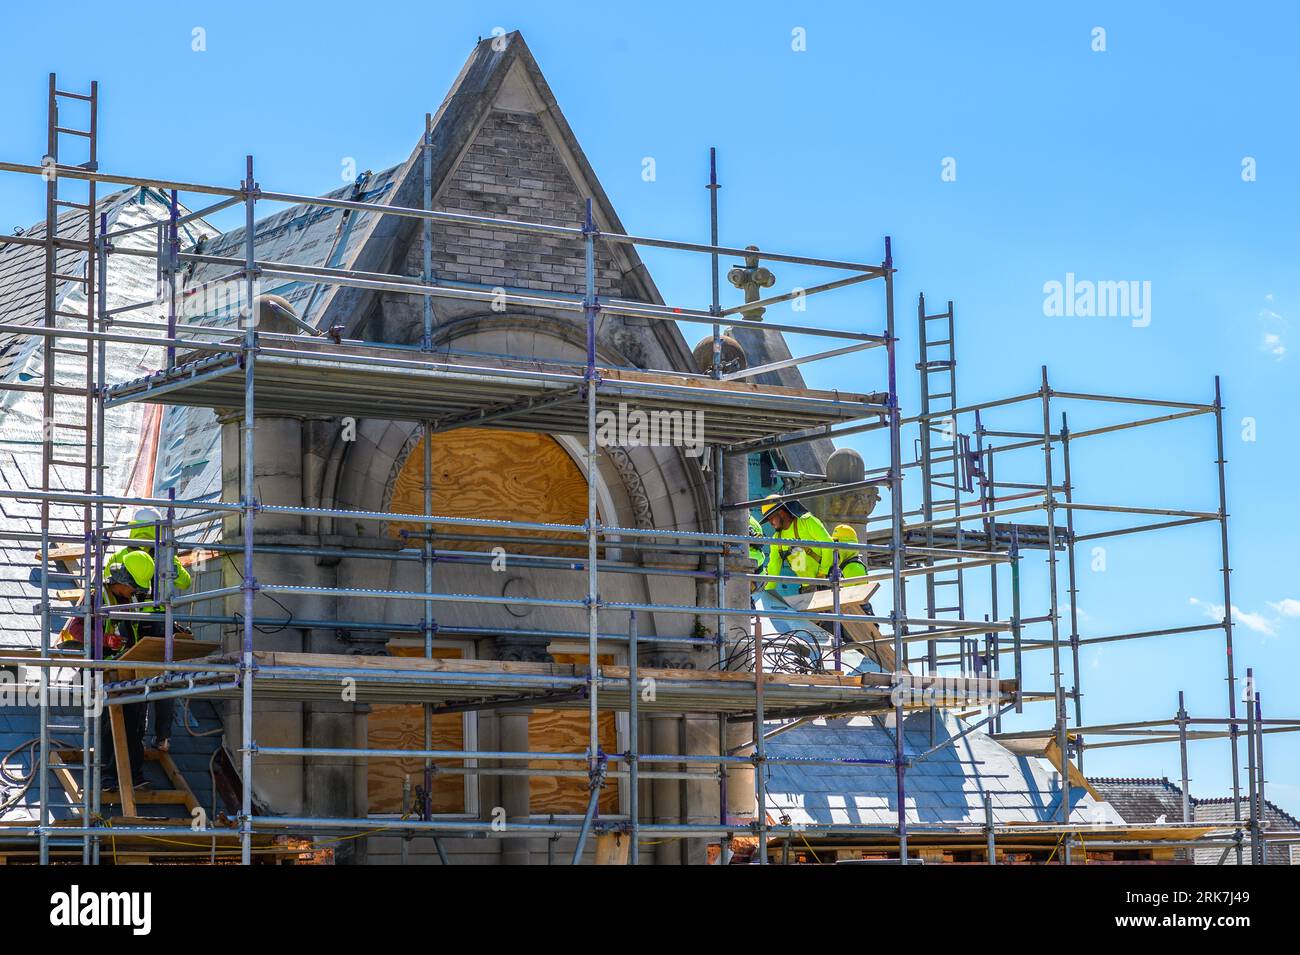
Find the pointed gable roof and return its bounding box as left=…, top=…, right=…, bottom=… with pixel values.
left=316, top=31, right=693, bottom=371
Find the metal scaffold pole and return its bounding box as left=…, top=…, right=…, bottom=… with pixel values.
left=581, top=196, right=601, bottom=860
left=883, top=237, right=909, bottom=864
left=1213, top=375, right=1244, bottom=865
left=1039, top=367, right=1070, bottom=862
left=239, top=154, right=258, bottom=866
left=1060, top=413, right=1083, bottom=736
left=418, top=112, right=449, bottom=866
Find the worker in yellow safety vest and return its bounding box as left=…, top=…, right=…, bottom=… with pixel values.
left=759, top=494, right=834, bottom=590
left=109, top=509, right=192, bottom=603
left=831, top=524, right=868, bottom=580
left=99, top=550, right=158, bottom=793
left=110, top=509, right=192, bottom=753
left=748, top=513, right=768, bottom=564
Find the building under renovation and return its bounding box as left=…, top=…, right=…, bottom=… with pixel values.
left=0, top=33, right=1293, bottom=864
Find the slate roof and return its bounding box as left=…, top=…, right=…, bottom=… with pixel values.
left=0, top=188, right=210, bottom=649
left=1090, top=776, right=1300, bottom=864
left=765, top=710, right=1117, bottom=828
left=1090, top=776, right=1188, bottom=826
left=1192, top=796, right=1300, bottom=865
left=153, top=165, right=404, bottom=508
left=755, top=590, right=1119, bottom=829
left=0, top=696, right=226, bottom=824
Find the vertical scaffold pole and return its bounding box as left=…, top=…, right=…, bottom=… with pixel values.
left=1254, top=690, right=1266, bottom=866
left=1213, top=375, right=1243, bottom=865
left=707, top=150, right=731, bottom=863
left=582, top=198, right=601, bottom=800
left=91, top=209, right=109, bottom=864
left=1060, top=413, right=1083, bottom=737
left=419, top=110, right=447, bottom=863
left=1040, top=367, right=1069, bottom=860
left=884, top=237, right=908, bottom=864
left=1245, top=666, right=1258, bottom=865
left=753, top=611, right=767, bottom=864
left=628, top=611, right=639, bottom=865
left=1177, top=691, right=1191, bottom=823
left=708, top=147, right=721, bottom=380
left=80, top=79, right=99, bottom=864
left=1010, top=527, right=1023, bottom=714
left=239, top=154, right=258, bottom=866
left=37, top=73, right=58, bottom=867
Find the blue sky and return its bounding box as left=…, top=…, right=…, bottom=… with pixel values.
left=1, top=1, right=1295, bottom=814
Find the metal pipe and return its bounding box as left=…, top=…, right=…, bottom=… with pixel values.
left=883, top=238, right=908, bottom=865
left=1213, top=376, right=1243, bottom=865
left=628, top=611, right=639, bottom=866
left=1245, top=667, right=1258, bottom=865
left=1061, top=414, right=1083, bottom=731
left=1039, top=369, right=1069, bottom=858
left=1178, top=691, right=1191, bottom=823
left=239, top=155, right=257, bottom=866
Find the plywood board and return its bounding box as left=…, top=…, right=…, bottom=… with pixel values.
left=532, top=652, right=618, bottom=815
left=387, top=427, right=586, bottom=554
left=368, top=646, right=466, bottom=814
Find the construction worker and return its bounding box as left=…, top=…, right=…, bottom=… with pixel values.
left=111, top=509, right=190, bottom=752
left=747, top=513, right=768, bottom=564
left=99, top=551, right=156, bottom=793
left=831, top=524, right=868, bottom=581
left=110, top=508, right=192, bottom=596
left=759, top=494, right=834, bottom=591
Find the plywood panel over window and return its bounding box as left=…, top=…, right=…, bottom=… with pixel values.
left=368, top=646, right=467, bottom=815
left=384, top=427, right=620, bottom=816
left=532, top=653, right=619, bottom=815
left=387, top=428, right=587, bottom=555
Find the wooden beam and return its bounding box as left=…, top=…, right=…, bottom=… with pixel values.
left=107, top=706, right=136, bottom=817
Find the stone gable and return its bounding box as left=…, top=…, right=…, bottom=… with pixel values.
left=404, top=109, right=625, bottom=299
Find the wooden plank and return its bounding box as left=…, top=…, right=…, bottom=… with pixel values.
left=152, top=749, right=201, bottom=815
left=48, top=750, right=85, bottom=810
left=1045, top=738, right=1101, bottom=800
left=108, top=706, right=136, bottom=817
left=37, top=546, right=220, bottom=567
left=783, top=581, right=880, bottom=614
left=595, top=832, right=631, bottom=865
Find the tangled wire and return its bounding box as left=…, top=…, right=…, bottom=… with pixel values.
left=713, top=625, right=836, bottom=675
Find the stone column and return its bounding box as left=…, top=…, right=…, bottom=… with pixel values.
left=650, top=712, right=683, bottom=865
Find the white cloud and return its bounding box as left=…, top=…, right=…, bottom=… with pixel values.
left=1189, top=596, right=1277, bottom=637
left=1268, top=598, right=1300, bottom=617
left=1258, top=299, right=1288, bottom=360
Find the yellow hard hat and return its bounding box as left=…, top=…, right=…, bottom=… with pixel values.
left=759, top=493, right=807, bottom=525
left=759, top=494, right=784, bottom=522
left=831, top=524, right=859, bottom=545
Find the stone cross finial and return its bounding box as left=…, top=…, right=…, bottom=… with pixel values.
left=727, top=245, right=776, bottom=321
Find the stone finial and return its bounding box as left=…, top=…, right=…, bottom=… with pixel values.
left=726, top=245, right=775, bottom=321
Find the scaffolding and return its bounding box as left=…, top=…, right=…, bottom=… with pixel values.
left=0, top=73, right=1295, bottom=866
